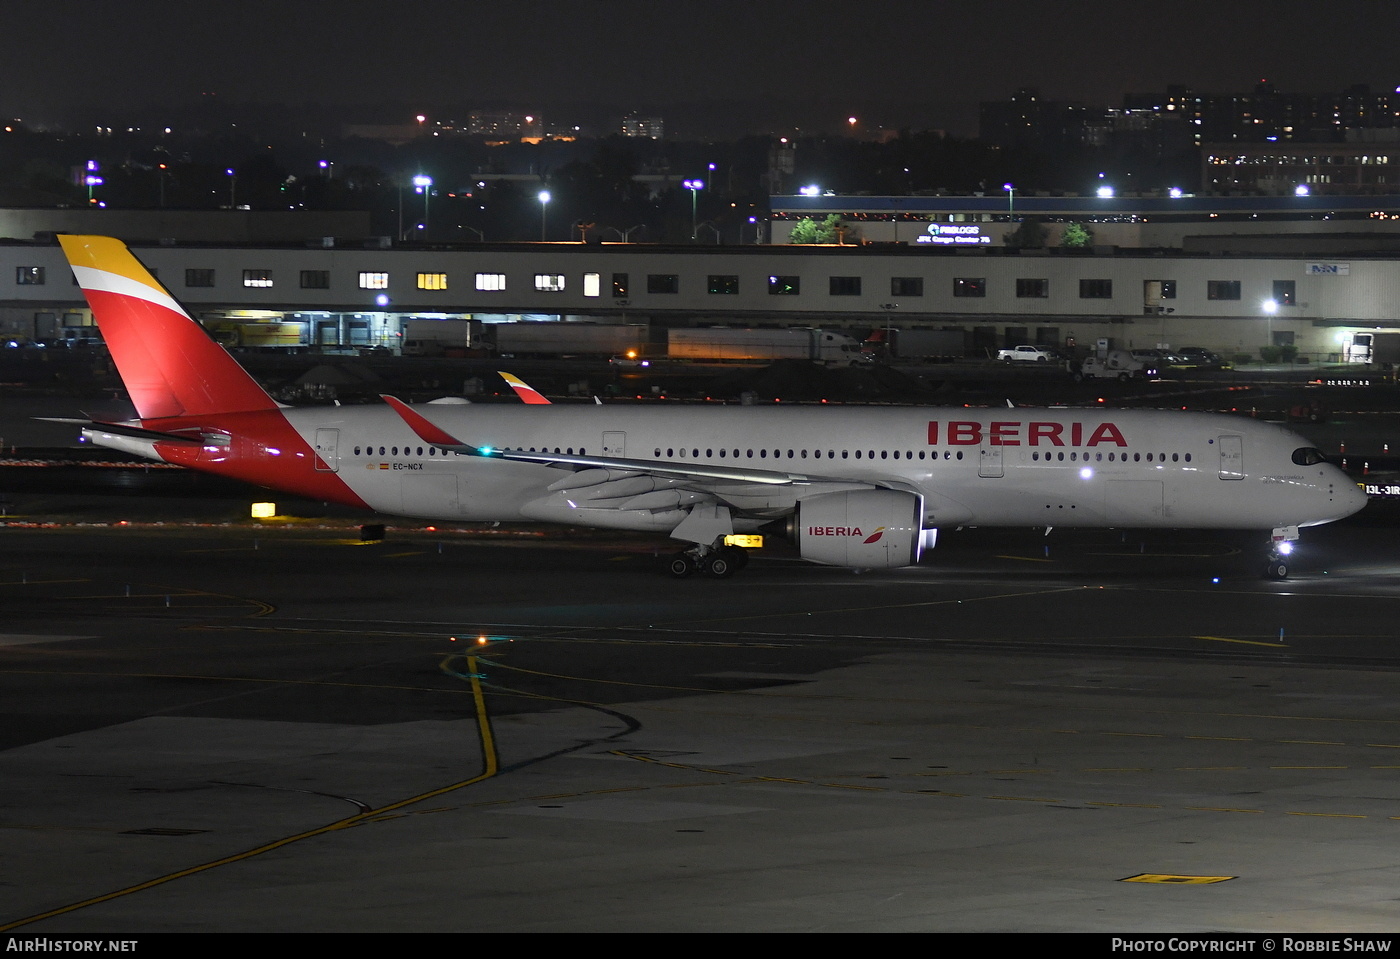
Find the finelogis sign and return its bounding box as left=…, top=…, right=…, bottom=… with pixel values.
left=917, top=224, right=991, bottom=245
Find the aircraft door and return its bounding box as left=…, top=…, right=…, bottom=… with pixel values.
left=314, top=428, right=340, bottom=472
left=1217, top=434, right=1243, bottom=480
left=603, top=432, right=625, bottom=457
left=978, top=443, right=1003, bottom=478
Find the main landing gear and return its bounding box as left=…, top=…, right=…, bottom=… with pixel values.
left=1262, top=525, right=1299, bottom=580
left=667, top=543, right=750, bottom=579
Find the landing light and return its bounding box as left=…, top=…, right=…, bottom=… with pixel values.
left=1277, top=541, right=1294, bottom=556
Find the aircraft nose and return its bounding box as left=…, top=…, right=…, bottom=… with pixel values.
left=1340, top=476, right=1369, bottom=517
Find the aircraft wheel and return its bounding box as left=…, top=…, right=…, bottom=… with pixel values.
left=668, top=554, right=697, bottom=578
left=724, top=545, right=750, bottom=571
left=1263, top=559, right=1289, bottom=580
left=706, top=553, right=737, bottom=578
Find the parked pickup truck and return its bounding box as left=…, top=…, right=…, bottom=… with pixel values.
left=997, top=345, right=1058, bottom=363
left=1076, top=349, right=1156, bottom=381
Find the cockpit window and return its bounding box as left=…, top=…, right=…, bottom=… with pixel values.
left=1292, top=447, right=1326, bottom=466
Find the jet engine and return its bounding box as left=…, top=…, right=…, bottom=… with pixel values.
left=790, top=489, right=924, bottom=568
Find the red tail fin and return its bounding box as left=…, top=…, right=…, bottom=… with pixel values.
left=58, top=235, right=280, bottom=420
left=497, top=371, right=551, bottom=404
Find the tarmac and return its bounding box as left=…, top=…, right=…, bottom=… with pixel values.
left=2, top=493, right=1400, bottom=932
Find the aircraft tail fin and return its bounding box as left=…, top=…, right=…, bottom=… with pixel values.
left=57, top=235, right=281, bottom=420
left=498, top=371, right=551, bottom=404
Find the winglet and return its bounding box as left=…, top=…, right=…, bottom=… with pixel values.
left=380, top=395, right=467, bottom=446
left=498, top=372, right=551, bottom=405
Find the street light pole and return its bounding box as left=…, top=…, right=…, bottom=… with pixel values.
left=538, top=190, right=551, bottom=241
left=413, top=174, right=433, bottom=237
left=683, top=179, right=704, bottom=240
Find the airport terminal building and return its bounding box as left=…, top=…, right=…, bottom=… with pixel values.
left=2, top=199, right=1400, bottom=362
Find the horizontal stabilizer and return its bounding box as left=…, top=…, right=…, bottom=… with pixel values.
left=71, top=420, right=205, bottom=444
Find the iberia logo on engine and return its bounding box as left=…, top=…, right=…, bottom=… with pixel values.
left=808, top=526, right=886, bottom=543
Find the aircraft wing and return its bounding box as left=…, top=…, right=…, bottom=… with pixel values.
left=380, top=394, right=864, bottom=490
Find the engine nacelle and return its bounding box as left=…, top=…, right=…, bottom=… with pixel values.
left=792, top=489, right=924, bottom=568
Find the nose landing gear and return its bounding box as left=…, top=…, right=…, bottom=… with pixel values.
left=1263, top=525, right=1299, bottom=580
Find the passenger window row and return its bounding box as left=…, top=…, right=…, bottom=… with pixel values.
left=347, top=442, right=1199, bottom=468
left=1030, top=451, right=1193, bottom=463
left=651, top=447, right=967, bottom=462
left=350, top=444, right=588, bottom=457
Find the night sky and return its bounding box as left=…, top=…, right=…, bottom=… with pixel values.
left=4, top=0, right=1398, bottom=135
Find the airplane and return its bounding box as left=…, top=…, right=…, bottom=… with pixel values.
left=57, top=234, right=1366, bottom=580
left=498, top=371, right=551, bottom=405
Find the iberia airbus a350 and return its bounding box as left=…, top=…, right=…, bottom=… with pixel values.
left=58, top=235, right=1366, bottom=579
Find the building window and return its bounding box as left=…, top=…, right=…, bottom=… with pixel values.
left=708, top=274, right=739, bottom=295
left=612, top=273, right=629, bottom=297
left=243, top=270, right=273, bottom=288
left=891, top=276, right=923, bottom=297
left=476, top=272, right=506, bottom=291
left=1079, top=278, right=1113, bottom=299
left=829, top=276, right=862, bottom=296
left=583, top=273, right=601, bottom=297
left=647, top=274, right=679, bottom=294
left=417, top=273, right=448, bottom=291
left=1016, top=278, right=1048, bottom=298
left=358, top=272, right=388, bottom=290
left=534, top=273, right=565, bottom=292
left=185, top=269, right=215, bottom=288
left=300, top=270, right=330, bottom=289
left=1207, top=280, right=1241, bottom=301
left=16, top=267, right=43, bottom=285
left=954, top=277, right=985, bottom=298
left=768, top=275, right=800, bottom=295
left=1272, top=279, right=1296, bottom=306
left=1157, top=280, right=1177, bottom=299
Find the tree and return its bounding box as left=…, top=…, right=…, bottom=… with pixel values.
left=789, top=214, right=857, bottom=244
left=789, top=217, right=820, bottom=243
left=1003, top=216, right=1048, bottom=249
left=1059, top=221, right=1094, bottom=249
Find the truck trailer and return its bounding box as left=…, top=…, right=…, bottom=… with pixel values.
left=493, top=323, right=647, bottom=358
left=666, top=328, right=866, bottom=367
left=862, top=328, right=967, bottom=361
left=400, top=318, right=483, bottom=357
